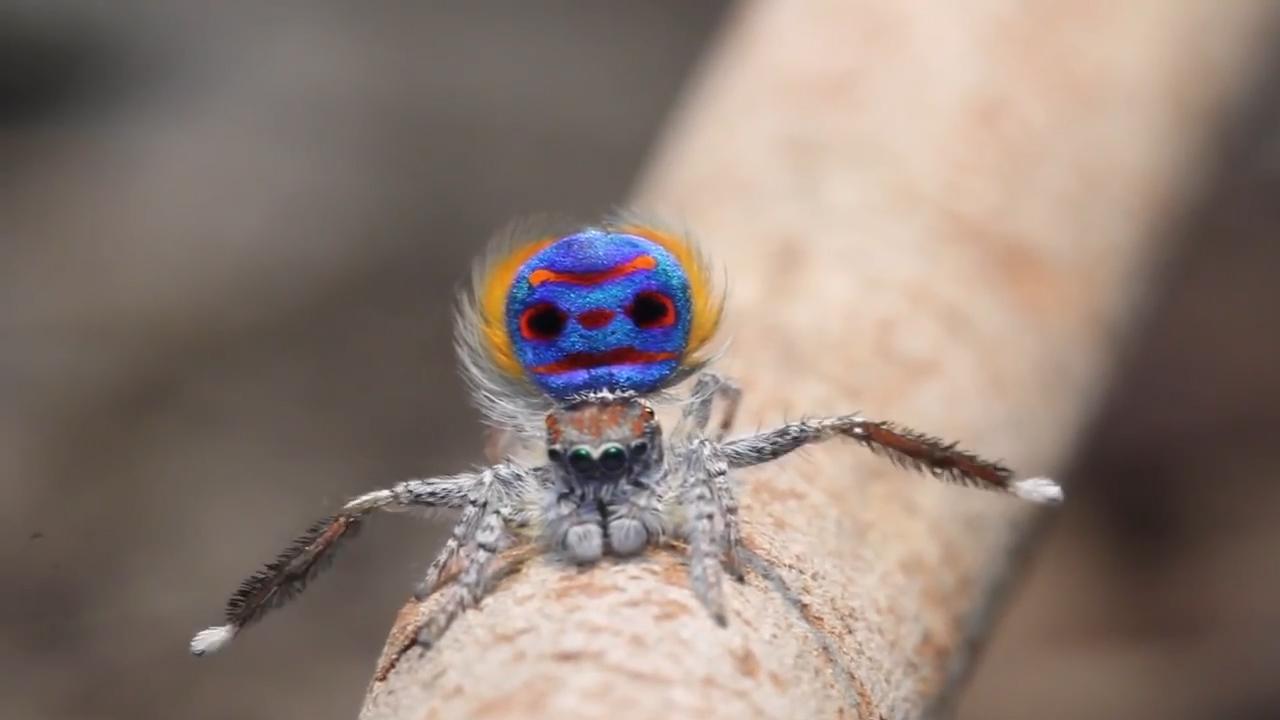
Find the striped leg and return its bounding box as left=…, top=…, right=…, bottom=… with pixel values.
left=415, top=504, right=508, bottom=648
left=686, top=475, right=727, bottom=625
left=708, top=461, right=745, bottom=581
left=679, top=440, right=742, bottom=625
left=413, top=468, right=497, bottom=600
left=413, top=464, right=543, bottom=600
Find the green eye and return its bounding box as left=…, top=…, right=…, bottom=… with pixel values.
left=568, top=447, right=596, bottom=474
left=598, top=444, right=628, bottom=473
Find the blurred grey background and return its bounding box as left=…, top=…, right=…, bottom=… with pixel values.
left=1, top=3, right=1277, bottom=720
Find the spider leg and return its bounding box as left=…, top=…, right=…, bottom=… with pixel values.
left=190, top=467, right=524, bottom=656
left=677, top=372, right=743, bottom=442
left=710, top=469, right=745, bottom=582
left=684, top=469, right=729, bottom=625
left=415, top=503, right=510, bottom=648
left=718, top=415, right=1062, bottom=503
left=677, top=440, right=743, bottom=625
left=413, top=464, right=543, bottom=600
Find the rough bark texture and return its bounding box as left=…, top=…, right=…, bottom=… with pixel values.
left=361, top=2, right=1276, bottom=718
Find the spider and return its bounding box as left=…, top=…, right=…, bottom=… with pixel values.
left=190, top=216, right=1062, bottom=656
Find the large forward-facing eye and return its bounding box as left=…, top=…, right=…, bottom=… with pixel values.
left=626, top=291, right=676, bottom=329
left=520, top=303, right=568, bottom=340
left=598, top=444, right=628, bottom=474
left=568, top=446, right=597, bottom=476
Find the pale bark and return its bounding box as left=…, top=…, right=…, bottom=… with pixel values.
left=360, top=2, right=1277, bottom=718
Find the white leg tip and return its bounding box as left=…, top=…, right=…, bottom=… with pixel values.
left=1012, top=476, right=1064, bottom=504
left=190, top=624, right=236, bottom=656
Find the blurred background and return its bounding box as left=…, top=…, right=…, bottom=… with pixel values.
left=1, top=3, right=1277, bottom=719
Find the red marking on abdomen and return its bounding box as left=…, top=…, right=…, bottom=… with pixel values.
left=577, top=308, right=616, bottom=330
left=532, top=347, right=677, bottom=375
left=529, top=255, right=656, bottom=287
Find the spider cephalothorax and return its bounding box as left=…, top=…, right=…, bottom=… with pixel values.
left=540, top=393, right=667, bottom=562
left=545, top=395, right=662, bottom=488
left=191, top=216, right=1061, bottom=658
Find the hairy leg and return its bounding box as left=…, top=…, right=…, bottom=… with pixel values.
left=687, top=439, right=744, bottom=577
left=412, top=465, right=539, bottom=600
left=667, top=439, right=749, bottom=625
left=683, top=465, right=729, bottom=625
left=718, top=415, right=1062, bottom=503
left=708, top=466, right=745, bottom=582
left=676, top=372, right=743, bottom=442
left=415, top=504, right=510, bottom=648
left=190, top=466, right=533, bottom=656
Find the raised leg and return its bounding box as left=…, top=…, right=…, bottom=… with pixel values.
left=677, top=372, right=743, bottom=442
left=190, top=467, right=530, bottom=656
left=718, top=415, right=1062, bottom=503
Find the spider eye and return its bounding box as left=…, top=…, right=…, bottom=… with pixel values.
left=568, top=446, right=596, bottom=475
left=520, top=303, right=567, bottom=340
left=547, top=447, right=564, bottom=463
left=598, top=444, right=628, bottom=473
left=629, top=440, right=650, bottom=460
left=626, top=291, right=676, bottom=329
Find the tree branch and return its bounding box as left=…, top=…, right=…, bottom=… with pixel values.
left=360, top=1, right=1277, bottom=718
